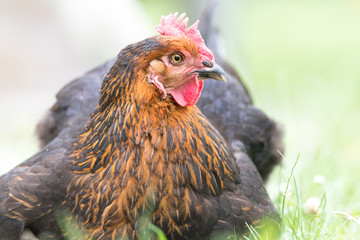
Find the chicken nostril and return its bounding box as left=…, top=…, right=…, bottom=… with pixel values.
left=202, top=60, right=213, bottom=68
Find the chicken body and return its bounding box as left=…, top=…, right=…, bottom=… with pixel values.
left=0, top=14, right=280, bottom=240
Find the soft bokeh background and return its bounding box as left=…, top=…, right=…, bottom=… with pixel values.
left=1, top=0, right=360, bottom=237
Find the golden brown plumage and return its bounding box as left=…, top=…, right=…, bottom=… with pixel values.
left=0, top=13, right=279, bottom=240
left=64, top=34, right=240, bottom=239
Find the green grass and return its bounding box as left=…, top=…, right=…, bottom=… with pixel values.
left=271, top=156, right=360, bottom=239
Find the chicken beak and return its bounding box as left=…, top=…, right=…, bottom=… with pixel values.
left=193, top=63, right=227, bottom=82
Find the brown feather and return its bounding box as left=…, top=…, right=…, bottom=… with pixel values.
left=64, top=36, right=240, bottom=239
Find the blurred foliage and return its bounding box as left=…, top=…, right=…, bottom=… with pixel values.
left=238, top=0, right=360, bottom=210
left=138, top=0, right=205, bottom=23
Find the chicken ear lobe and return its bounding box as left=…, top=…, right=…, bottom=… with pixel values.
left=147, top=60, right=167, bottom=99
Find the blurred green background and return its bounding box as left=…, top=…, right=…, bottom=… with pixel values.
left=1, top=0, right=360, bottom=238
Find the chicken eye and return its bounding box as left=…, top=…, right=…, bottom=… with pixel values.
left=170, top=53, right=184, bottom=65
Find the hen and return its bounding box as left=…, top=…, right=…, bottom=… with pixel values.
left=37, top=6, right=283, bottom=182
left=0, top=13, right=280, bottom=239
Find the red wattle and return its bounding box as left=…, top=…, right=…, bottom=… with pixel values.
left=170, top=77, right=204, bottom=107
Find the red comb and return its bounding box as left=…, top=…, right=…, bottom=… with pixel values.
left=155, top=13, right=214, bottom=61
